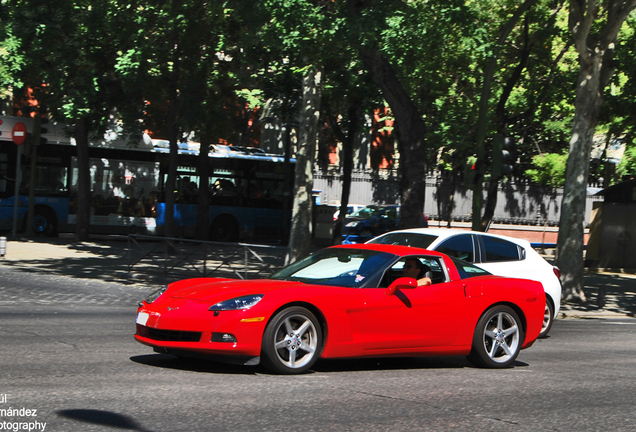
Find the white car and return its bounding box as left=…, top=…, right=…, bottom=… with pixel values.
left=367, top=228, right=562, bottom=338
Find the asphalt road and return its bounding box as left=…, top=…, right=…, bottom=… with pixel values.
left=1, top=267, right=636, bottom=431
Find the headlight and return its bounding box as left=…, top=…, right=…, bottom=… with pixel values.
left=209, top=295, right=263, bottom=311
left=144, top=286, right=167, bottom=304
left=346, top=221, right=358, bottom=227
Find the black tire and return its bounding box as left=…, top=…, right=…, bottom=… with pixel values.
left=33, top=208, right=57, bottom=237
left=467, top=305, right=524, bottom=368
left=261, top=306, right=322, bottom=375
left=539, top=299, right=554, bottom=338
left=210, top=215, right=238, bottom=242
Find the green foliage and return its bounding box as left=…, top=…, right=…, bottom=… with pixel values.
left=525, top=152, right=567, bottom=187
left=236, top=89, right=264, bottom=110
left=616, top=145, right=636, bottom=180
left=0, top=30, right=24, bottom=94
left=602, top=15, right=636, bottom=150
left=0, top=0, right=634, bottom=186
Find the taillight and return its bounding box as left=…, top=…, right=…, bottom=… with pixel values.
left=553, top=266, right=561, bottom=279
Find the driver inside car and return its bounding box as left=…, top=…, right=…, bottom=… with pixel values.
left=402, top=258, right=433, bottom=286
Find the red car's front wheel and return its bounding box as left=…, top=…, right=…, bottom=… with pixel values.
left=261, top=307, right=322, bottom=374
left=468, top=305, right=524, bottom=368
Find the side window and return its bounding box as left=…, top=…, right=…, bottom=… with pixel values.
left=380, top=256, right=447, bottom=287
left=435, top=235, right=475, bottom=262
left=482, top=236, right=522, bottom=262
left=383, top=208, right=397, bottom=220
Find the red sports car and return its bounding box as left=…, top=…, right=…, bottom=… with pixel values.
left=135, top=244, right=545, bottom=374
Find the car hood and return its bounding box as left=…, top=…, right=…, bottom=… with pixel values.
left=166, top=278, right=306, bottom=302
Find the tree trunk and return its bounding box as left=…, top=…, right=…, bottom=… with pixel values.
left=358, top=49, right=427, bottom=228
left=164, top=119, right=178, bottom=240
left=445, top=174, right=457, bottom=228
left=164, top=33, right=180, bottom=240
left=74, top=116, right=91, bottom=242
left=481, top=179, right=500, bottom=231
left=195, top=137, right=211, bottom=240
left=331, top=106, right=358, bottom=244
left=288, top=64, right=322, bottom=263
left=557, top=60, right=602, bottom=302
left=557, top=0, right=636, bottom=303
left=26, top=116, right=41, bottom=237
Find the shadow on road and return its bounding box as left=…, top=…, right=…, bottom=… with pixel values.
left=130, top=353, right=530, bottom=375
left=2, top=236, right=134, bottom=284
left=130, top=353, right=258, bottom=375
left=57, top=409, right=154, bottom=432
left=566, top=273, right=636, bottom=316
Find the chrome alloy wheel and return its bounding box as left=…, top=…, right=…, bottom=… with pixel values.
left=272, top=313, right=319, bottom=369
left=543, top=303, right=551, bottom=329
left=481, top=310, right=521, bottom=364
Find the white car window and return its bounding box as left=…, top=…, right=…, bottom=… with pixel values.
left=436, top=235, right=475, bottom=262
left=481, top=236, right=523, bottom=262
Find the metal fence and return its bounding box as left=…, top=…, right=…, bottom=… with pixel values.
left=127, top=235, right=290, bottom=284
left=314, top=171, right=603, bottom=226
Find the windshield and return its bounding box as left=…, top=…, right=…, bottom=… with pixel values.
left=451, top=257, right=491, bottom=279
left=368, top=232, right=438, bottom=249
left=271, top=248, right=396, bottom=287
left=349, top=206, right=386, bottom=219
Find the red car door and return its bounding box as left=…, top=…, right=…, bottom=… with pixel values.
left=363, top=279, right=468, bottom=351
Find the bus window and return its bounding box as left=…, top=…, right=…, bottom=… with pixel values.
left=176, top=175, right=199, bottom=204
left=19, top=165, right=68, bottom=196
left=211, top=178, right=236, bottom=196
left=0, top=153, right=7, bottom=194
left=210, top=177, right=239, bottom=206
left=71, top=157, right=160, bottom=220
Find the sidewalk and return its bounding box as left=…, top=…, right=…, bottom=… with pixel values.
left=0, top=234, right=634, bottom=319
left=0, top=234, right=133, bottom=284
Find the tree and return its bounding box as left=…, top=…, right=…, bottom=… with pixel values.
left=472, top=0, right=540, bottom=231
left=8, top=0, right=127, bottom=241
left=255, top=0, right=348, bottom=260
left=346, top=0, right=439, bottom=229
left=557, top=0, right=636, bottom=303
left=328, top=103, right=362, bottom=244
left=116, top=0, right=229, bottom=240
left=599, top=15, right=636, bottom=185
left=288, top=65, right=323, bottom=262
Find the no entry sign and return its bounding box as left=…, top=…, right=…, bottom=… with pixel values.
left=12, top=121, right=27, bottom=145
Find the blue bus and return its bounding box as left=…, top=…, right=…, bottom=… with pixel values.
left=0, top=117, right=294, bottom=242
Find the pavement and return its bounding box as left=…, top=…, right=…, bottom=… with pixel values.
left=0, top=233, right=635, bottom=320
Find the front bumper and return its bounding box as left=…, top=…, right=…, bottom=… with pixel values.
left=134, top=305, right=268, bottom=358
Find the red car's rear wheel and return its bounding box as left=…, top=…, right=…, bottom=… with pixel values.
left=261, top=306, right=322, bottom=374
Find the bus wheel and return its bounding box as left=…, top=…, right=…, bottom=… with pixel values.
left=33, top=208, right=58, bottom=237
left=210, top=215, right=238, bottom=242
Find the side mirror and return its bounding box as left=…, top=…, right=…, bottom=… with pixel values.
left=385, top=277, right=418, bottom=296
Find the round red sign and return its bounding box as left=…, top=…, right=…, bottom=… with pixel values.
left=12, top=122, right=27, bottom=146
